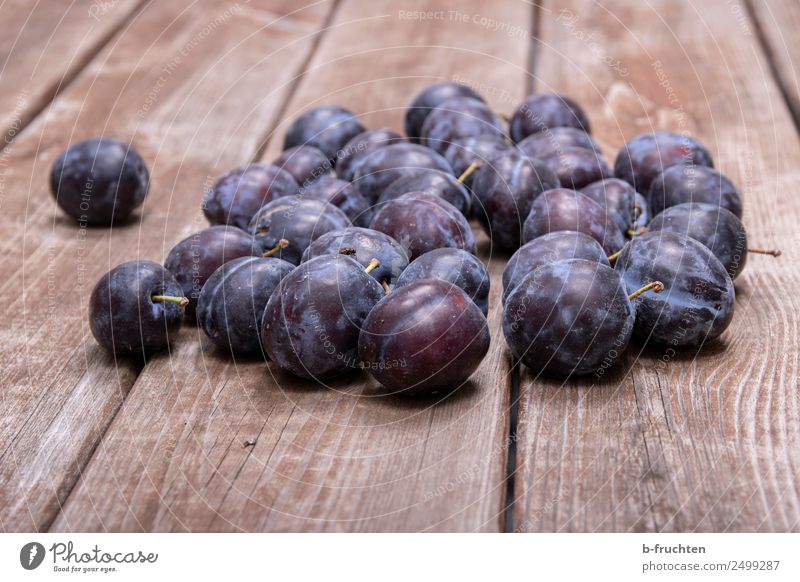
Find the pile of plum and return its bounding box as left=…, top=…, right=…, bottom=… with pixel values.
left=52, top=82, right=777, bottom=392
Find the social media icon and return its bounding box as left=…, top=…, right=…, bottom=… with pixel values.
left=20, top=542, right=46, bottom=570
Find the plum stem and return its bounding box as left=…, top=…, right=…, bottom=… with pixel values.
left=456, top=160, right=482, bottom=185
left=381, top=280, right=391, bottom=295
left=364, top=258, right=380, bottom=274
left=607, top=250, right=622, bottom=263
left=626, top=225, right=646, bottom=237
left=748, top=248, right=782, bottom=257
left=263, top=238, right=289, bottom=257
left=152, top=295, right=189, bottom=307
left=628, top=281, right=664, bottom=301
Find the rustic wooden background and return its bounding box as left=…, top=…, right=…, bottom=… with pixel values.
left=0, top=0, right=798, bottom=533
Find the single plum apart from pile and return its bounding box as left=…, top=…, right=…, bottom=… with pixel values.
left=262, top=254, right=383, bottom=380
left=197, top=256, right=294, bottom=355
left=248, top=197, right=352, bottom=265
left=283, top=105, right=366, bottom=161
left=369, top=192, right=476, bottom=260
left=90, top=260, right=185, bottom=355
left=359, top=279, right=490, bottom=394
left=614, top=231, right=735, bottom=346
left=203, top=163, right=299, bottom=230
left=395, top=248, right=490, bottom=315
left=164, top=225, right=262, bottom=318
left=51, top=138, right=149, bottom=225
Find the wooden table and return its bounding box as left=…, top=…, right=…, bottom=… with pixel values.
left=1, top=0, right=798, bottom=533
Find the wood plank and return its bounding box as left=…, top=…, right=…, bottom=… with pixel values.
left=514, top=0, right=800, bottom=532
left=0, top=0, right=334, bottom=532
left=746, top=0, right=800, bottom=125
left=52, top=0, right=532, bottom=532
left=0, top=0, right=144, bottom=147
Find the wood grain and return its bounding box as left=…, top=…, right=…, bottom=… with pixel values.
left=514, top=0, right=800, bottom=532
left=0, top=0, right=334, bottom=532
left=0, top=0, right=145, bottom=147
left=746, top=0, right=800, bottom=125
left=52, top=0, right=532, bottom=532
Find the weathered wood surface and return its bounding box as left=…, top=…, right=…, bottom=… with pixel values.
left=747, top=0, right=800, bottom=124
left=0, top=0, right=144, bottom=146
left=514, top=0, right=800, bottom=532
left=1, top=0, right=798, bottom=533
left=0, top=0, right=334, bottom=532
left=53, top=0, right=531, bottom=533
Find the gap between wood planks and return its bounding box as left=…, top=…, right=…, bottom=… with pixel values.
left=742, top=0, right=800, bottom=131
left=249, top=0, right=342, bottom=162
left=0, top=0, right=149, bottom=151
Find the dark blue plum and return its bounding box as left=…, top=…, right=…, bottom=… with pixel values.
left=503, top=259, right=634, bottom=377
left=89, top=260, right=185, bottom=355
left=614, top=231, right=735, bottom=346
left=443, top=134, right=512, bottom=190
left=378, top=169, right=471, bottom=216
left=503, top=231, right=609, bottom=303
left=470, top=151, right=560, bottom=251
left=302, top=227, right=409, bottom=286
left=335, top=128, right=404, bottom=182
left=352, top=143, right=453, bottom=204
left=405, top=82, right=485, bottom=142
left=369, top=192, right=476, bottom=260
left=283, top=105, right=366, bottom=161
left=395, top=248, right=490, bottom=315
left=299, top=176, right=371, bottom=227
left=648, top=164, right=742, bottom=218
left=262, top=255, right=383, bottom=380
left=580, top=178, right=638, bottom=234
left=50, top=137, right=149, bottom=225
left=203, top=163, right=299, bottom=230
left=164, top=226, right=262, bottom=318
left=420, top=96, right=505, bottom=155
left=536, top=145, right=612, bottom=189
left=358, top=279, right=490, bottom=394
left=523, top=188, right=625, bottom=254
left=614, top=131, right=713, bottom=193
left=248, top=197, right=352, bottom=265
left=197, top=256, right=294, bottom=356
left=510, top=93, right=590, bottom=143
left=646, top=202, right=749, bottom=279
left=516, top=127, right=601, bottom=159
left=273, top=145, right=332, bottom=186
